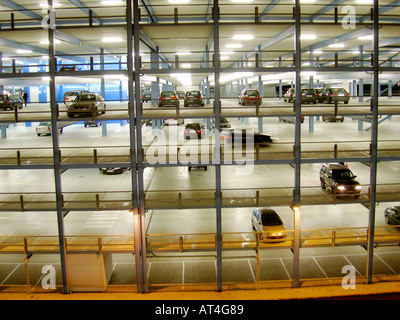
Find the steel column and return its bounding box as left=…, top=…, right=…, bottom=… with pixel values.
left=366, top=0, right=379, bottom=285
left=292, top=0, right=302, bottom=289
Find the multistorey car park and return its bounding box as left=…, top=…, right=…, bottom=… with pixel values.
left=0, top=0, right=400, bottom=295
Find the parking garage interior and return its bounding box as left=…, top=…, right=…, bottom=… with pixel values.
left=0, top=0, right=400, bottom=298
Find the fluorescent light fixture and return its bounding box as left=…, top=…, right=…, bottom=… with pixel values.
left=301, top=34, right=317, bottom=40
left=181, top=63, right=192, bottom=68
left=40, top=39, right=60, bottom=44
left=102, top=37, right=123, bottom=42
left=231, top=0, right=253, bottom=3
left=168, top=0, right=190, bottom=3
left=357, top=35, right=373, bottom=40
left=328, top=43, right=345, bottom=48
left=312, top=50, right=323, bottom=54
left=220, top=56, right=230, bottom=60
left=17, top=49, right=32, bottom=54
left=352, top=50, right=361, bottom=54
left=301, top=0, right=316, bottom=3
left=232, top=34, right=254, bottom=40
left=42, top=76, right=51, bottom=81
left=176, top=51, right=191, bottom=55
left=356, top=0, right=372, bottom=3
left=226, top=43, right=243, bottom=48
left=40, top=2, right=61, bottom=7
left=41, top=55, right=49, bottom=59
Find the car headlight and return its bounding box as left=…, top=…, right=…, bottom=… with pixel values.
left=355, top=185, right=362, bottom=190
left=338, top=186, right=346, bottom=191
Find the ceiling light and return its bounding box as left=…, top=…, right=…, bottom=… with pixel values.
left=220, top=51, right=235, bottom=55
left=181, top=63, right=192, bottom=68
left=40, top=2, right=62, bottom=7
left=176, top=51, right=191, bottom=55
left=168, top=0, right=190, bottom=3
left=301, top=34, right=317, bottom=40
left=232, top=34, right=254, bottom=40
left=312, top=50, right=323, bottom=54
left=300, top=0, right=316, bottom=3
left=356, top=0, right=373, bottom=3
left=352, top=50, right=361, bottom=54
left=231, top=0, right=254, bottom=3
left=102, top=37, right=123, bottom=42
left=328, top=43, right=345, bottom=48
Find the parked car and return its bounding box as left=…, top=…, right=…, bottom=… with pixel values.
left=59, top=65, right=80, bottom=72
left=0, top=93, right=23, bottom=110
left=100, top=167, right=128, bottom=175
left=35, top=121, right=74, bottom=136
left=238, top=89, right=262, bottom=105
left=141, top=91, right=151, bottom=102
left=283, top=88, right=295, bottom=102
left=165, top=118, right=184, bottom=125
left=384, top=206, right=400, bottom=225
left=184, top=90, right=204, bottom=107
left=184, top=122, right=205, bottom=140
left=322, top=115, right=344, bottom=122
left=221, top=129, right=273, bottom=146
left=188, top=165, right=207, bottom=171
left=84, top=120, right=101, bottom=127
left=67, top=93, right=106, bottom=118
left=176, top=91, right=185, bottom=99
left=63, top=90, right=90, bottom=106
left=212, top=118, right=231, bottom=129
left=319, top=163, right=361, bottom=197
left=320, top=87, right=350, bottom=104
left=292, top=88, right=317, bottom=104
left=251, top=207, right=287, bottom=241
left=159, top=91, right=179, bottom=108
left=280, top=116, right=305, bottom=123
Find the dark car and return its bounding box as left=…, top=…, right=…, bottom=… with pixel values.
left=315, top=87, right=325, bottom=103
left=319, top=163, right=361, bottom=197
left=100, top=167, right=128, bottom=175
left=322, top=115, right=344, bottom=122
left=184, top=122, right=205, bottom=140
left=212, top=118, right=231, bottom=129
left=283, top=88, right=295, bottom=102
left=222, top=129, right=273, bottom=147
left=184, top=90, right=204, bottom=107
left=141, top=91, right=151, bottom=102
left=384, top=206, right=400, bottom=225
left=292, top=88, right=317, bottom=104
left=188, top=165, right=207, bottom=172
left=0, top=93, right=23, bottom=110
left=159, top=91, right=179, bottom=108
left=238, top=89, right=262, bottom=106
left=67, top=93, right=106, bottom=118
left=321, top=87, right=350, bottom=104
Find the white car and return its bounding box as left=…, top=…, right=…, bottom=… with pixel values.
left=164, top=118, right=184, bottom=125
left=63, top=90, right=90, bottom=106
left=251, top=207, right=287, bottom=241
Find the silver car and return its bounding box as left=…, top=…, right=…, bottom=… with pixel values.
left=67, top=93, right=106, bottom=118
left=251, top=207, right=287, bottom=241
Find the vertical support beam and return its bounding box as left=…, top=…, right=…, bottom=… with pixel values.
left=212, top=0, right=223, bottom=293
left=366, top=0, right=379, bottom=285
left=47, top=0, right=69, bottom=294
left=292, top=0, right=302, bottom=289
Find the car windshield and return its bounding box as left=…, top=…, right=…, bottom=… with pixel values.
left=332, top=169, right=355, bottom=179
left=75, top=94, right=96, bottom=101
left=186, top=123, right=200, bottom=130
left=65, top=92, right=80, bottom=96
left=186, top=91, right=200, bottom=97
left=302, top=89, right=315, bottom=94
left=39, top=122, right=50, bottom=126
left=261, top=212, right=282, bottom=226
left=331, top=88, right=346, bottom=93
left=221, top=118, right=229, bottom=123
left=246, top=90, right=259, bottom=95
left=161, top=91, right=176, bottom=97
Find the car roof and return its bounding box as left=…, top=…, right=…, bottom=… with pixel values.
left=325, top=163, right=349, bottom=170
left=255, top=207, right=276, bottom=214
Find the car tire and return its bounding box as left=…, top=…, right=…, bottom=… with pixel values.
left=321, top=180, right=326, bottom=190
left=385, top=215, right=391, bottom=224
